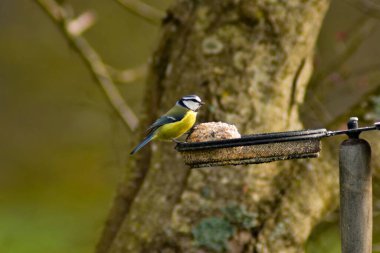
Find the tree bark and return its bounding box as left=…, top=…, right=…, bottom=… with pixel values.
left=98, top=0, right=336, bottom=252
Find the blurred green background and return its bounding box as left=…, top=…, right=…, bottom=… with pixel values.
left=1, top=1, right=379, bottom=253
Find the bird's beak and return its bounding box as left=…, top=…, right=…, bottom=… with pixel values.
left=200, top=102, right=205, bottom=105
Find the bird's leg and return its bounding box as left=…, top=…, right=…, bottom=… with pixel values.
left=184, top=129, right=194, bottom=139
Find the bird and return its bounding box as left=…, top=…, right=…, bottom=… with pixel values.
left=130, top=95, right=204, bottom=155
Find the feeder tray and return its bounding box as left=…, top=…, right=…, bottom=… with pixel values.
left=176, top=128, right=326, bottom=168
left=176, top=121, right=380, bottom=169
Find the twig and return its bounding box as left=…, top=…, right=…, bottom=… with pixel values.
left=67, top=10, right=96, bottom=36
left=35, top=0, right=139, bottom=131
left=115, top=0, right=165, bottom=25
left=107, top=64, right=147, bottom=83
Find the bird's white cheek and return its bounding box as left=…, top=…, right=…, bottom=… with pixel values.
left=183, top=100, right=200, bottom=111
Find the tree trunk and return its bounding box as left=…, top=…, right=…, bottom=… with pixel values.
left=98, top=0, right=337, bottom=252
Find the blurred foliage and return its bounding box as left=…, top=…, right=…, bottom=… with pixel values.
left=306, top=221, right=341, bottom=253
left=1, top=0, right=380, bottom=253
left=0, top=0, right=170, bottom=252
left=366, top=95, right=380, bottom=120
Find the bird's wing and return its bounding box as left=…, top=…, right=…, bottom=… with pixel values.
left=146, top=106, right=186, bottom=134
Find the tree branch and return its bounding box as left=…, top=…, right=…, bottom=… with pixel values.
left=302, top=16, right=379, bottom=127
left=345, top=0, right=380, bottom=19
left=309, top=17, right=376, bottom=89
left=35, top=0, right=139, bottom=131
left=115, top=0, right=165, bottom=25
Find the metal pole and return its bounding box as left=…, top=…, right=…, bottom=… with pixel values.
left=339, top=117, right=372, bottom=253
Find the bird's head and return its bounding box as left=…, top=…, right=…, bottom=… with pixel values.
left=177, top=95, right=205, bottom=112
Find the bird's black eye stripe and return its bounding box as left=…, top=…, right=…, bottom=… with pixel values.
left=178, top=100, right=186, bottom=107
left=182, top=98, right=200, bottom=102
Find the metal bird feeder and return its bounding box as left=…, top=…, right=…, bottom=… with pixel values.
left=176, top=117, right=380, bottom=253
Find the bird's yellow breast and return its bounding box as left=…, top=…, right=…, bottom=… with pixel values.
left=155, top=111, right=197, bottom=140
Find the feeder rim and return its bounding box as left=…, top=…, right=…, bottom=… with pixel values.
left=176, top=128, right=327, bottom=151
left=176, top=122, right=380, bottom=152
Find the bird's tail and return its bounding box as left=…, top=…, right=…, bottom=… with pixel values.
left=130, top=132, right=155, bottom=155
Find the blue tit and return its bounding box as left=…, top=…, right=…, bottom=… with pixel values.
left=130, top=95, right=204, bottom=155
